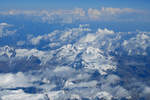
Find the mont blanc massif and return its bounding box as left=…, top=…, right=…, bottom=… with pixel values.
left=0, top=0, right=150, bottom=100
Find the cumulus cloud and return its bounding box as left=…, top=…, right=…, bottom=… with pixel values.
left=100, top=74, right=131, bottom=99
left=1, top=90, right=47, bottom=100
left=0, top=72, right=34, bottom=88
left=53, top=66, right=76, bottom=78
left=0, top=23, right=9, bottom=26
left=28, top=25, right=91, bottom=48
left=101, top=7, right=136, bottom=15
left=122, top=31, right=150, bottom=55
left=94, top=91, right=113, bottom=100
left=17, top=41, right=25, bottom=46
left=0, top=7, right=147, bottom=23
left=88, top=8, right=101, bottom=19
left=97, top=28, right=114, bottom=34
left=79, top=28, right=114, bottom=44
left=30, top=35, right=43, bottom=45
left=87, top=7, right=146, bottom=21
left=0, top=23, right=17, bottom=38
left=141, top=86, right=150, bottom=99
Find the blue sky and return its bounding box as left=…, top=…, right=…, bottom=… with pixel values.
left=0, top=0, right=150, bottom=10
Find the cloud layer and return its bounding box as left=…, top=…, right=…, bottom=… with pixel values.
left=0, top=7, right=148, bottom=23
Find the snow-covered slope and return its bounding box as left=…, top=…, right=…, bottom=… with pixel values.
left=0, top=25, right=150, bottom=100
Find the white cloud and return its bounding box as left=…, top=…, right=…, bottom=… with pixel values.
left=1, top=90, right=46, bottom=100
left=94, top=91, right=113, bottom=100
left=101, top=7, right=136, bottom=15
left=87, top=7, right=145, bottom=21
left=141, top=86, right=150, bottom=99
left=15, top=48, right=45, bottom=58
left=0, top=23, right=16, bottom=38
left=0, top=23, right=9, bottom=26
left=88, top=8, right=101, bottom=19
left=15, top=48, right=53, bottom=65
left=79, top=28, right=114, bottom=43
left=122, top=32, right=150, bottom=55
left=30, top=35, right=43, bottom=45
left=81, top=33, right=97, bottom=42
left=64, top=80, right=98, bottom=89
left=47, top=90, right=65, bottom=100
left=143, top=86, right=150, bottom=94
left=0, top=7, right=146, bottom=23
left=96, top=28, right=114, bottom=35
left=28, top=25, right=91, bottom=48
left=17, top=41, right=25, bottom=46
left=53, top=66, right=76, bottom=78
left=0, top=72, right=33, bottom=88
left=100, top=74, right=130, bottom=99
left=73, top=8, right=85, bottom=16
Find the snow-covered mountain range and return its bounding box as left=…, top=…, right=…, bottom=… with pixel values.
left=0, top=23, right=150, bottom=100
